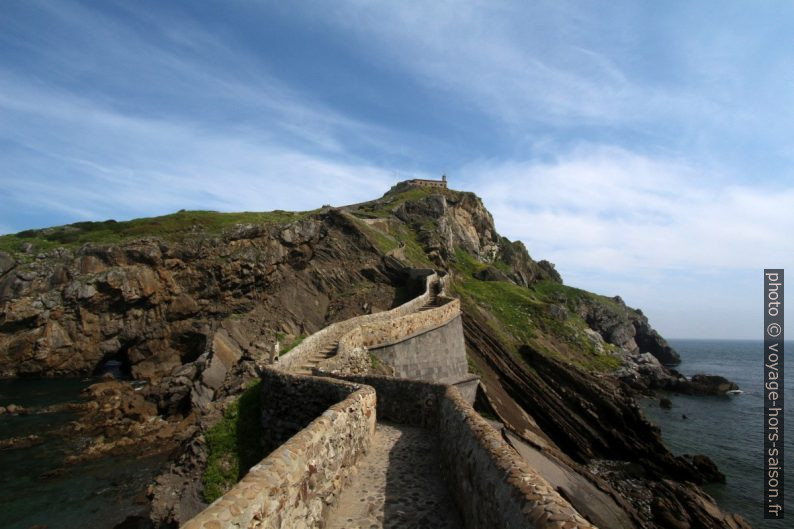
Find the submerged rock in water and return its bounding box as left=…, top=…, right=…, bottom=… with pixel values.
left=0, top=434, right=42, bottom=450
left=666, top=373, right=740, bottom=396
left=683, top=453, right=726, bottom=483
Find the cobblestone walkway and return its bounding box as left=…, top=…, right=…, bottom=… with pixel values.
left=325, top=422, right=463, bottom=529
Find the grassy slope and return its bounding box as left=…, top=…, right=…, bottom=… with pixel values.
left=344, top=186, right=623, bottom=373
left=346, top=186, right=435, bottom=268
left=451, top=249, right=621, bottom=372
left=0, top=209, right=315, bottom=256
left=1, top=189, right=624, bottom=375
left=348, top=186, right=435, bottom=219
left=202, top=381, right=265, bottom=502
left=349, top=218, right=433, bottom=268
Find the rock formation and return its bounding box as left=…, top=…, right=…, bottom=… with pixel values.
left=0, top=182, right=749, bottom=529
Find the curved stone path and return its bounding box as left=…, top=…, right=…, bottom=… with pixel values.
left=325, top=422, right=463, bottom=529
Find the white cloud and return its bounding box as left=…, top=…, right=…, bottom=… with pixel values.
left=0, top=72, right=405, bottom=226
left=466, top=145, right=794, bottom=273
left=461, top=145, right=794, bottom=338
left=307, top=1, right=714, bottom=129
left=2, top=1, right=790, bottom=339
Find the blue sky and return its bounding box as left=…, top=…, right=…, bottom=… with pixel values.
left=1, top=0, right=792, bottom=340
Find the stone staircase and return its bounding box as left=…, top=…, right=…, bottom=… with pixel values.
left=182, top=270, right=595, bottom=529
left=293, top=340, right=339, bottom=375
left=418, top=287, right=443, bottom=311
left=292, top=277, right=468, bottom=529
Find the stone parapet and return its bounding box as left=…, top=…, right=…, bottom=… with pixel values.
left=354, top=298, right=460, bottom=350
left=277, top=271, right=438, bottom=372
left=320, top=373, right=447, bottom=429
left=366, top=310, right=468, bottom=381
left=322, top=373, right=596, bottom=529
left=438, top=386, right=597, bottom=529
left=182, top=369, right=376, bottom=529
left=324, top=282, right=463, bottom=377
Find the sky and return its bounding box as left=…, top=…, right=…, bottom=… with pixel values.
left=1, top=0, right=792, bottom=340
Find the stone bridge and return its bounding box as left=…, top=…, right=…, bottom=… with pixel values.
left=183, top=270, right=596, bottom=529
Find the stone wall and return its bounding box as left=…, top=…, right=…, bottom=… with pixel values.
left=323, top=372, right=595, bottom=529
left=181, top=369, right=376, bottom=529
left=438, top=386, right=596, bottom=529
left=277, top=271, right=438, bottom=372
left=356, top=298, right=460, bottom=349
left=368, top=310, right=467, bottom=381
left=320, top=373, right=447, bottom=429
left=448, top=373, right=480, bottom=403
left=407, top=178, right=447, bottom=189
left=258, top=369, right=370, bottom=456
left=310, top=273, right=466, bottom=379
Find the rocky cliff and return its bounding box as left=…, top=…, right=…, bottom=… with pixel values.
left=0, top=210, right=402, bottom=381
left=0, top=182, right=748, bottom=528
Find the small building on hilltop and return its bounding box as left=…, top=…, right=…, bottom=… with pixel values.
left=407, top=175, right=447, bottom=189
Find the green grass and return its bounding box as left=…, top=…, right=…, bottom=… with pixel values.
left=202, top=381, right=265, bottom=503
left=282, top=335, right=305, bottom=355
left=0, top=209, right=315, bottom=256
left=353, top=219, right=400, bottom=254
left=354, top=187, right=435, bottom=218
left=454, top=272, right=540, bottom=347
left=389, top=223, right=433, bottom=267
left=534, top=279, right=626, bottom=313
left=452, top=248, right=622, bottom=373
left=369, top=351, right=382, bottom=370
left=346, top=214, right=433, bottom=267
left=466, top=354, right=483, bottom=376
left=492, top=259, right=513, bottom=275
left=452, top=247, right=488, bottom=275
left=586, top=351, right=622, bottom=371
left=452, top=246, right=512, bottom=277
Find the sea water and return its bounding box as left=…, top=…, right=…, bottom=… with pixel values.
left=2, top=343, right=791, bottom=528
left=642, top=340, right=793, bottom=529
left=0, top=378, right=167, bottom=529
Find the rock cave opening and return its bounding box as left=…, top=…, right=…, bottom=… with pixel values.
left=172, top=330, right=208, bottom=364
left=94, top=344, right=133, bottom=379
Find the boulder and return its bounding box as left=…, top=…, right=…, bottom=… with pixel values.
left=683, top=454, right=726, bottom=483
left=0, top=250, right=16, bottom=276
left=474, top=266, right=510, bottom=282
left=167, top=294, right=200, bottom=320
left=686, top=374, right=739, bottom=395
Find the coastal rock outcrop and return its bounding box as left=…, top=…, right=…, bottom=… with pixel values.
left=0, top=212, right=399, bottom=380
left=382, top=183, right=561, bottom=286
left=663, top=373, right=740, bottom=396
left=463, top=311, right=750, bottom=529
left=575, top=295, right=681, bottom=365
left=0, top=182, right=749, bottom=529
left=0, top=209, right=406, bottom=526
left=0, top=250, right=15, bottom=277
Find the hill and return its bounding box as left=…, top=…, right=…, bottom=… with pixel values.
left=0, top=181, right=747, bottom=528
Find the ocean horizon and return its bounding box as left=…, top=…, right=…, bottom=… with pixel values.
left=643, top=338, right=792, bottom=529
